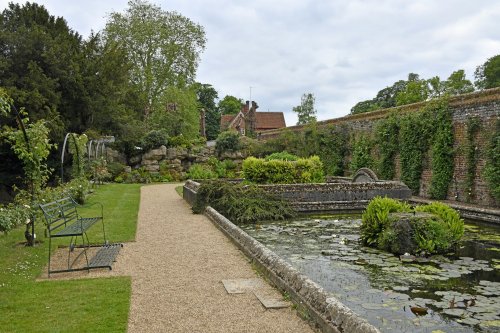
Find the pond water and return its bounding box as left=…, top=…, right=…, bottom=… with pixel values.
left=240, top=216, right=500, bottom=333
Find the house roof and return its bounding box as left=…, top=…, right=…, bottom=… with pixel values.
left=255, top=112, right=286, bottom=130
left=220, top=111, right=286, bottom=132
left=220, top=114, right=236, bottom=129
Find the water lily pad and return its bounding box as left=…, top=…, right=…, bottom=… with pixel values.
left=457, top=317, right=480, bottom=326
left=479, top=320, right=500, bottom=328
left=392, top=286, right=410, bottom=292
left=361, top=303, right=384, bottom=310
left=442, top=308, right=466, bottom=317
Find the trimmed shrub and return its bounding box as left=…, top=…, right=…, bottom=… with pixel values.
left=243, top=155, right=324, bottom=184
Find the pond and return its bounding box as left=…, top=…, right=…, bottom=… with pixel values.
left=240, top=216, right=500, bottom=333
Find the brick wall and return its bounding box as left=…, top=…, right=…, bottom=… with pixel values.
left=260, top=88, right=500, bottom=208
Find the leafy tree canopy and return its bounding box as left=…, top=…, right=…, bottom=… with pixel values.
left=218, top=95, right=242, bottom=115
left=475, top=54, right=500, bottom=90
left=104, top=0, right=206, bottom=116
left=293, top=93, right=317, bottom=125
left=193, top=83, right=220, bottom=140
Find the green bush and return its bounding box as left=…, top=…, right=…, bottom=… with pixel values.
left=187, top=164, right=218, bottom=180
left=243, top=156, right=324, bottom=184
left=216, top=131, right=241, bottom=155
left=121, top=167, right=152, bottom=184
left=107, top=162, right=126, bottom=179
left=414, top=202, right=464, bottom=243
left=264, top=151, right=299, bottom=161
left=361, top=197, right=464, bottom=255
left=192, top=180, right=295, bottom=224
left=140, top=129, right=169, bottom=152
left=0, top=204, right=31, bottom=233
left=361, top=197, right=411, bottom=247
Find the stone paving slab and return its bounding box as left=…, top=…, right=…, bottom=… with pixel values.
left=254, top=291, right=290, bottom=309
left=221, top=278, right=266, bottom=294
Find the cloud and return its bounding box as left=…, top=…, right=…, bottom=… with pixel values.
left=1, top=0, right=499, bottom=126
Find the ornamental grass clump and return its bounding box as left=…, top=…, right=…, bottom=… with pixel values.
left=192, top=180, right=295, bottom=224
left=361, top=197, right=464, bottom=255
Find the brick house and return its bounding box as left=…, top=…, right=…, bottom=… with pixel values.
left=220, top=101, right=286, bottom=135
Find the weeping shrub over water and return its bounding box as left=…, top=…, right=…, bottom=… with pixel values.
left=361, top=197, right=464, bottom=255
left=192, top=180, right=295, bottom=224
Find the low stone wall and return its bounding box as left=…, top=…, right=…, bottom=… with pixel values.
left=183, top=180, right=200, bottom=206
left=259, top=182, right=412, bottom=212
left=205, top=207, right=380, bottom=333
left=410, top=197, right=500, bottom=225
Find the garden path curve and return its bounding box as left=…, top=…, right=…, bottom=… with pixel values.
left=112, top=183, right=315, bottom=333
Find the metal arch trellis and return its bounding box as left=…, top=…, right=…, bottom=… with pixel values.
left=60, top=132, right=82, bottom=184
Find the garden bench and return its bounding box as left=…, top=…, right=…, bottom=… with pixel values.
left=39, top=197, right=121, bottom=277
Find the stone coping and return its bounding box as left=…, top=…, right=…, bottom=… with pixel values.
left=205, top=207, right=381, bottom=333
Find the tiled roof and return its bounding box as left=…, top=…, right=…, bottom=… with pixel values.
left=220, top=114, right=236, bottom=129
left=255, top=112, right=286, bottom=130
left=219, top=112, right=286, bottom=131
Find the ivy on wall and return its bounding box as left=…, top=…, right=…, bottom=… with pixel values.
left=374, top=113, right=399, bottom=180
left=398, top=111, right=431, bottom=194
left=428, top=99, right=454, bottom=199
left=464, top=116, right=481, bottom=202
left=484, top=118, right=500, bottom=201
left=349, top=134, right=373, bottom=172
left=315, top=124, right=349, bottom=176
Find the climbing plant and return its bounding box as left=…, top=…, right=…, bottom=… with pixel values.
left=464, top=116, right=481, bottom=202
left=484, top=118, right=500, bottom=201
left=315, top=124, right=349, bottom=176
left=349, top=134, right=373, bottom=172
left=429, top=99, right=454, bottom=199
left=68, top=133, right=89, bottom=179
left=374, top=113, right=399, bottom=180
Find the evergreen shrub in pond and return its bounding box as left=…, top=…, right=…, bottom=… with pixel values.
left=361, top=197, right=464, bottom=255
left=243, top=155, right=324, bottom=184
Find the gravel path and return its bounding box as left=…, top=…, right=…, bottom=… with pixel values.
left=112, top=183, right=315, bottom=333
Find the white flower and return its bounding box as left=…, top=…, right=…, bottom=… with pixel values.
left=25, top=218, right=31, bottom=225
left=24, top=204, right=30, bottom=209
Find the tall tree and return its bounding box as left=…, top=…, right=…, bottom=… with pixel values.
left=80, top=33, right=140, bottom=136
left=444, top=70, right=474, bottom=95
left=218, top=95, right=242, bottom=115
left=104, top=0, right=206, bottom=117
left=0, top=2, right=83, bottom=137
left=293, top=93, right=317, bottom=125
left=475, top=54, right=500, bottom=90
left=194, top=83, right=220, bottom=140
left=146, top=86, right=199, bottom=138
left=395, top=74, right=429, bottom=106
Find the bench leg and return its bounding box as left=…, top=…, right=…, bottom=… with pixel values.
left=48, top=237, right=52, bottom=278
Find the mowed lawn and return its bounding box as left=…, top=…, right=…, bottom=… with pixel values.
left=0, top=183, right=141, bottom=333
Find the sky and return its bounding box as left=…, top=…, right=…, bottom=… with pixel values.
left=1, top=0, right=499, bottom=126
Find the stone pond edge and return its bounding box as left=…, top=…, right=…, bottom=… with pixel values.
left=204, top=206, right=381, bottom=333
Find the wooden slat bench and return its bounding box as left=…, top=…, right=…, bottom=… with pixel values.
left=40, top=197, right=121, bottom=277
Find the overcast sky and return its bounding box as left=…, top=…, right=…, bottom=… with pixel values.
left=1, top=0, right=499, bottom=126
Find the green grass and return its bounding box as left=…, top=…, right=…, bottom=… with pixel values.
left=175, top=185, right=183, bottom=197
left=0, top=183, right=141, bottom=333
